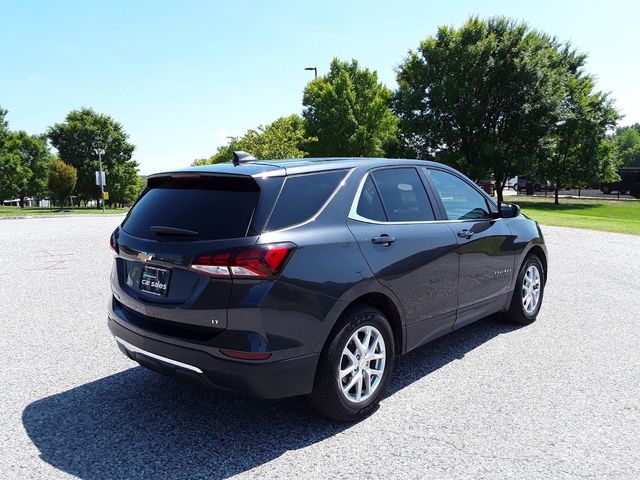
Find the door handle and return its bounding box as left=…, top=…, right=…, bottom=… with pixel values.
left=457, top=229, right=474, bottom=239
left=372, top=234, right=396, bottom=246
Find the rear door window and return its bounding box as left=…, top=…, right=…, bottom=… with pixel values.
left=265, top=170, right=348, bottom=231
left=122, top=175, right=259, bottom=240
left=370, top=168, right=435, bottom=222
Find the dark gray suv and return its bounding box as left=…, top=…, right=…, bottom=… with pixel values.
left=108, top=155, right=547, bottom=421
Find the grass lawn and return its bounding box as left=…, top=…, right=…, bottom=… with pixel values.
left=4, top=198, right=638, bottom=236
left=511, top=196, right=640, bottom=236
left=0, top=206, right=129, bottom=218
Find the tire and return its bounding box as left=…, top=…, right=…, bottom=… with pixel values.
left=505, top=254, right=545, bottom=325
left=601, top=186, right=611, bottom=194
left=309, top=305, right=395, bottom=422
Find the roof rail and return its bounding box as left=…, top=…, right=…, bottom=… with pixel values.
left=232, top=151, right=258, bottom=166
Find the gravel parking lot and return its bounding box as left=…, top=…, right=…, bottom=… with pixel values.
left=1, top=216, right=639, bottom=479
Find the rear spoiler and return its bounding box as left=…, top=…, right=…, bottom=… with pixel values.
left=147, top=152, right=288, bottom=181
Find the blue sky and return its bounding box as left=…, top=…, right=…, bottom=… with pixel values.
left=1, top=0, right=638, bottom=174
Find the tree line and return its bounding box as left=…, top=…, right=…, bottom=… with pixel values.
left=0, top=107, right=144, bottom=208
left=195, top=17, right=636, bottom=205
left=4, top=16, right=637, bottom=208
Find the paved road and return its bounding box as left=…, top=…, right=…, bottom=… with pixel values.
left=1, top=216, right=639, bottom=479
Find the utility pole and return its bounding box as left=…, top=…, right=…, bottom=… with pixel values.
left=94, top=147, right=106, bottom=212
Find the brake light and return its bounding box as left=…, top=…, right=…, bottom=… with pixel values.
left=110, top=232, right=119, bottom=254
left=190, top=243, right=296, bottom=278
left=169, top=173, right=202, bottom=179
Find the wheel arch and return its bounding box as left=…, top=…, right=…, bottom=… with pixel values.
left=323, top=289, right=405, bottom=358
left=343, top=292, right=404, bottom=355
left=525, top=244, right=548, bottom=283
left=503, top=239, right=548, bottom=311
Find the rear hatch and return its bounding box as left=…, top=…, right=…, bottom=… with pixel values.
left=111, top=171, right=285, bottom=336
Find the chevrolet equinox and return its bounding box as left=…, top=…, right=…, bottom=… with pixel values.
left=108, top=154, right=547, bottom=421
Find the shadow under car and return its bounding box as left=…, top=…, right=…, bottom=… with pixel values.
left=22, top=315, right=520, bottom=479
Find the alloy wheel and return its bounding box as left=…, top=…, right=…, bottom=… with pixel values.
left=338, top=325, right=386, bottom=403
left=522, top=265, right=541, bottom=314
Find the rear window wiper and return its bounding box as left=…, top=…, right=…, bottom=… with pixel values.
left=149, top=226, right=200, bottom=237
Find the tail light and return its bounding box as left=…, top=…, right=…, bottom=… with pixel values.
left=110, top=231, right=119, bottom=254
left=190, top=243, right=296, bottom=278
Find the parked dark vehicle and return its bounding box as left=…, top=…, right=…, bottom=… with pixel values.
left=601, top=167, right=640, bottom=197
left=517, top=175, right=554, bottom=193
left=108, top=155, right=548, bottom=421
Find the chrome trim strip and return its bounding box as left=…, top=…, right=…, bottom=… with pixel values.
left=347, top=168, right=501, bottom=225
left=114, top=336, right=203, bottom=374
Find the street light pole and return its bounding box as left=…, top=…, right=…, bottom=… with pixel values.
left=304, top=66, right=317, bottom=79
left=94, top=147, right=106, bottom=213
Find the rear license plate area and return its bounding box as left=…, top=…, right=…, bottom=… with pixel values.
left=139, top=265, right=171, bottom=297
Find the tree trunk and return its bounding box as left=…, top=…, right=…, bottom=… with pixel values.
left=496, top=186, right=504, bottom=204
left=554, top=185, right=559, bottom=205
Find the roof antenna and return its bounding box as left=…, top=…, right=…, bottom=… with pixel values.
left=232, top=151, right=258, bottom=166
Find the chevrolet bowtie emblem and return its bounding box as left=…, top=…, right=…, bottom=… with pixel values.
left=137, top=252, right=153, bottom=262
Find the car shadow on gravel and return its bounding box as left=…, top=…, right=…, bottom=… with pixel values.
left=22, top=315, right=520, bottom=479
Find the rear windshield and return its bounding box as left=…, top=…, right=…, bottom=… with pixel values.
left=122, top=175, right=259, bottom=240
left=265, top=170, right=348, bottom=231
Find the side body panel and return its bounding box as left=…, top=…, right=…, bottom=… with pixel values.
left=448, top=219, right=516, bottom=329
left=347, top=219, right=459, bottom=350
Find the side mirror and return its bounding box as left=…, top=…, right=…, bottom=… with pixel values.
left=499, top=202, right=520, bottom=218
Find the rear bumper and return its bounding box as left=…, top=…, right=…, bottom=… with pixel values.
left=108, top=311, right=319, bottom=400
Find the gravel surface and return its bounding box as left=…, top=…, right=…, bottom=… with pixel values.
left=1, top=216, right=639, bottom=479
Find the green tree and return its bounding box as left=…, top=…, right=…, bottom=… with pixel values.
left=0, top=106, right=8, bottom=140
left=47, top=108, right=137, bottom=205
left=302, top=58, right=397, bottom=157
left=394, top=17, right=574, bottom=202
left=612, top=124, right=640, bottom=167
left=48, top=158, right=77, bottom=207
left=539, top=74, right=619, bottom=204
left=194, top=115, right=315, bottom=165
left=0, top=107, right=49, bottom=204
left=0, top=151, right=29, bottom=202
left=594, top=138, right=622, bottom=186
left=108, top=161, right=145, bottom=206
left=3, top=131, right=52, bottom=205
